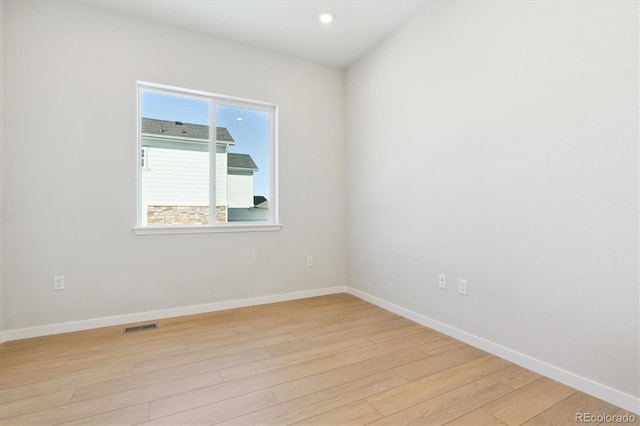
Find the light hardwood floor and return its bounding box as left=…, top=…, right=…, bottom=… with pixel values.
left=0, top=293, right=637, bottom=425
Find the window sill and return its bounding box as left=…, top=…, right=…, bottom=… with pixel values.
left=133, top=223, right=282, bottom=235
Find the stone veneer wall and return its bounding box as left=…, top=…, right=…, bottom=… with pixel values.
left=147, top=205, right=227, bottom=224
left=215, top=206, right=227, bottom=223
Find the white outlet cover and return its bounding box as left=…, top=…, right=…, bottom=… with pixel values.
left=438, top=274, right=446, bottom=289
left=53, top=275, right=65, bottom=290
left=458, top=279, right=467, bottom=295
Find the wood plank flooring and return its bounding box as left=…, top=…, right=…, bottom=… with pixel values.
left=0, top=293, right=637, bottom=425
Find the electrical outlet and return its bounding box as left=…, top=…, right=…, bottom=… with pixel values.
left=438, top=274, right=446, bottom=289
left=306, top=256, right=313, bottom=267
left=53, top=275, right=65, bottom=290
left=458, top=279, right=467, bottom=295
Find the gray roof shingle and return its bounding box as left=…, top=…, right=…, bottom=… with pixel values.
left=142, top=118, right=257, bottom=171
left=228, top=153, right=259, bottom=171
left=141, top=117, right=234, bottom=143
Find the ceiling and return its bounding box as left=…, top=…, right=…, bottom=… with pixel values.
left=77, top=0, right=427, bottom=68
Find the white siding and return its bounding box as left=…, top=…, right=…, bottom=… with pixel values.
left=227, top=172, right=254, bottom=208
left=215, top=151, right=227, bottom=206
left=142, top=146, right=235, bottom=210
left=141, top=147, right=209, bottom=206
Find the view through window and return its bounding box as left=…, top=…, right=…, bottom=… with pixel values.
left=138, top=84, right=275, bottom=227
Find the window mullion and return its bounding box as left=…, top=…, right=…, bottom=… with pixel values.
left=209, top=100, right=217, bottom=225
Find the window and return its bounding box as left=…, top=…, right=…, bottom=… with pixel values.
left=136, top=82, right=279, bottom=234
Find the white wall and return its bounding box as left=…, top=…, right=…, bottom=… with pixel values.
left=2, top=0, right=346, bottom=330
left=347, top=0, right=638, bottom=404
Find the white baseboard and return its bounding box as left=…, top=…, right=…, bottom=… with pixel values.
left=346, top=287, right=640, bottom=415
left=1, top=286, right=347, bottom=342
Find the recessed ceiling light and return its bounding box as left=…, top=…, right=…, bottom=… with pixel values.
left=318, top=12, right=334, bottom=24
left=236, top=117, right=243, bottom=121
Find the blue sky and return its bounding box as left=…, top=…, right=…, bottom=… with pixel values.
left=141, top=91, right=270, bottom=198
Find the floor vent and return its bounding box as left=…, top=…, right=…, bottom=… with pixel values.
left=123, top=323, right=158, bottom=334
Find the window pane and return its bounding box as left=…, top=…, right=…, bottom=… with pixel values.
left=140, top=91, right=211, bottom=226
left=216, top=104, right=271, bottom=222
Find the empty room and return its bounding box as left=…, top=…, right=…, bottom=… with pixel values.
left=1, top=0, right=638, bottom=424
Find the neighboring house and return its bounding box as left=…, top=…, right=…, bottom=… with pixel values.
left=227, top=154, right=269, bottom=222
left=253, top=196, right=268, bottom=209
left=140, top=118, right=265, bottom=224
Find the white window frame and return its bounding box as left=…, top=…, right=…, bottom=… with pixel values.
left=134, top=81, right=280, bottom=235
